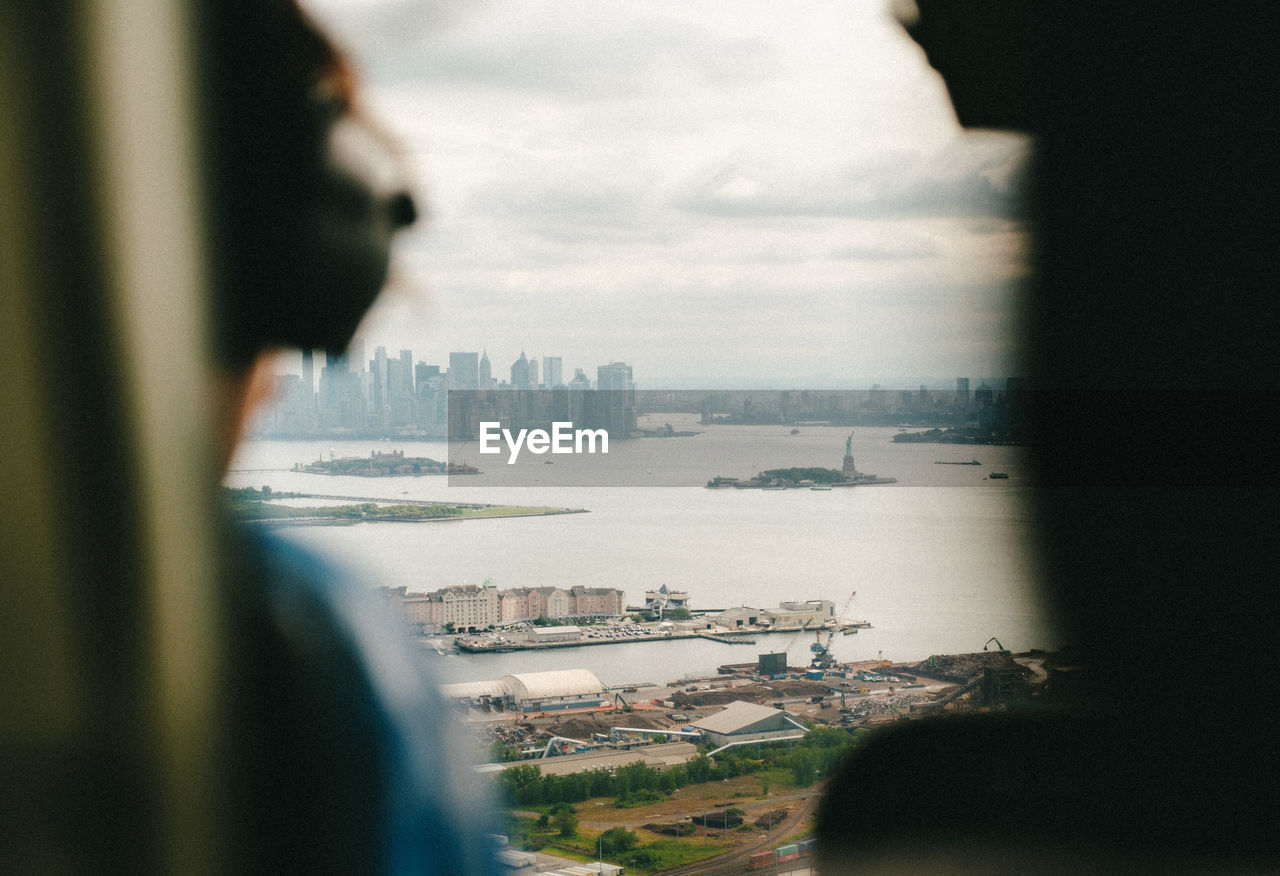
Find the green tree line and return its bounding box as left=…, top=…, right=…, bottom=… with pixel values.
left=495, top=726, right=859, bottom=808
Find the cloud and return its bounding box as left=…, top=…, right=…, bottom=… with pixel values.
left=674, top=132, right=1030, bottom=220
left=311, top=0, right=779, bottom=100
left=306, top=0, right=1032, bottom=384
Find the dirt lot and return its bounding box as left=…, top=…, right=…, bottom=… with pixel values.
left=671, top=679, right=831, bottom=708
left=539, top=712, right=667, bottom=740
left=571, top=773, right=815, bottom=843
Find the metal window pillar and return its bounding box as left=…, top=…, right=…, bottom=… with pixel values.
left=2, top=3, right=228, bottom=871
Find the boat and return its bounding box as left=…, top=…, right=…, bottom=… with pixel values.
left=989, top=471, right=1009, bottom=479
left=810, top=484, right=832, bottom=491
left=935, top=459, right=981, bottom=465
left=790, top=428, right=800, bottom=435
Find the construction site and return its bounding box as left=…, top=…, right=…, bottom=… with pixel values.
left=465, top=642, right=1068, bottom=874
left=466, top=642, right=1059, bottom=761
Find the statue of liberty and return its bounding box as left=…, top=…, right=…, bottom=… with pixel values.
left=842, top=431, right=857, bottom=478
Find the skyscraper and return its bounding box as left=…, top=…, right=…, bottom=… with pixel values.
left=373, top=346, right=389, bottom=410
left=448, top=352, right=479, bottom=390
left=597, top=361, right=633, bottom=391
left=510, top=352, right=531, bottom=390
left=399, top=349, right=413, bottom=396
left=345, top=336, right=365, bottom=374
left=543, top=356, right=562, bottom=389
left=478, top=350, right=492, bottom=389
left=301, top=349, right=314, bottom=393
left=593, top=362, right=636, bottom=437
left=955, top=377, right=970, bottom=409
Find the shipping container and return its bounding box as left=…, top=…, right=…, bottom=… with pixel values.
left=749, top=850, right=776, bottom=869
left=776, top=842, right=800, bottom=863
left=797, top=837, right=817, bottom=854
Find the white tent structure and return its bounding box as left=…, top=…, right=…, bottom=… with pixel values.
left=442, top=669, right=606, bottom=712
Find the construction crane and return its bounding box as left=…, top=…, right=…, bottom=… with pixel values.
left=984, top=637, right=1011, bottom=655
left=781, top=618, right=816, bottom=655
left=809, top=591, right=857, bottom=669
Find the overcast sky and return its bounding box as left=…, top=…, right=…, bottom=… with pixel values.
left=303, top=0, right=1032, bottom=388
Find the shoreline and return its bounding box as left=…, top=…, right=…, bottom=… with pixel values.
left=445, top=621, right=870, bottom=654
left=239, top=504, right=589, bottom=527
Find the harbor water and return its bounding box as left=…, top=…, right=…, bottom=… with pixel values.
left=226, top=423, right=1057, bottom=687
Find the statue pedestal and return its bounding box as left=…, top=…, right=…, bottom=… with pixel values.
left=842, top=455, right=857, bottom=478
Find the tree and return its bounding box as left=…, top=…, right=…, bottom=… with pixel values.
left=686, top=754, right=713, bottom=783
left=599, top=827, right=638, bottom=856
left=787, top=748, right=818, bottom=787
left=552, top=809, right=578, bottom=838
left=444, top=622, right=456, bottom=634
left=489, top=739, right=521, bottom=763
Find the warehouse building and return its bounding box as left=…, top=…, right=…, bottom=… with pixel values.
left=441, top=668, right=606, bottom=713
left=690, top=700, right=808, bottom=751
left=526, top=625, right=582, bottom=644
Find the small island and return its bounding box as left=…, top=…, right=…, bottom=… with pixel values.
left=707, top=433, right=896, bottom=489
left=225, top=487, right=584, bottom=525
left=293, top=449, right=479, bottom=477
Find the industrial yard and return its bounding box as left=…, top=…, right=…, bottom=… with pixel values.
left=455, top=649, right=1063, bottom=874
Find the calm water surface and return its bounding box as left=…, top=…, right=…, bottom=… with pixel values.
left=227, top=424, right=1058, bottom=686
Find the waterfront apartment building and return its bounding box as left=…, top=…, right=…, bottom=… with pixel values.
left=380, top=583, right=625, bottom=632
left=499, top=587, right=572, bottom=625
left=568, top=586, right=626, bottom=618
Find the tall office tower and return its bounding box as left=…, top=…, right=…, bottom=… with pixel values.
left=593, top=362, right=636, bottom=437
left=399, top=349, right=413, bottom=396
left=448, top=352, right=479, bottom=390
left=543, top=356, right=562, bottom=389
left=955, top=377, right=970, bottom=408
left=346, top=337, right=365, bottom=373
left=373, top=346, right=389, bottom=410
left=301, top=349, right=314, bottom=393
left=510, top=352, right=531, bottom=390
left=597, top=361, right=633, bottom=391
left=385, top=358, right=403, bottom=401
left=324, top=349, right=345, bottom=373
left=415, top=363, right=441, bottom=389
left=568, top=368, right=591, bottom=390
left=478, top=350, right=492, bottom=388
left=974, top=382, right=994, bottom=408
left=528, top=357, right=539, bottom=390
